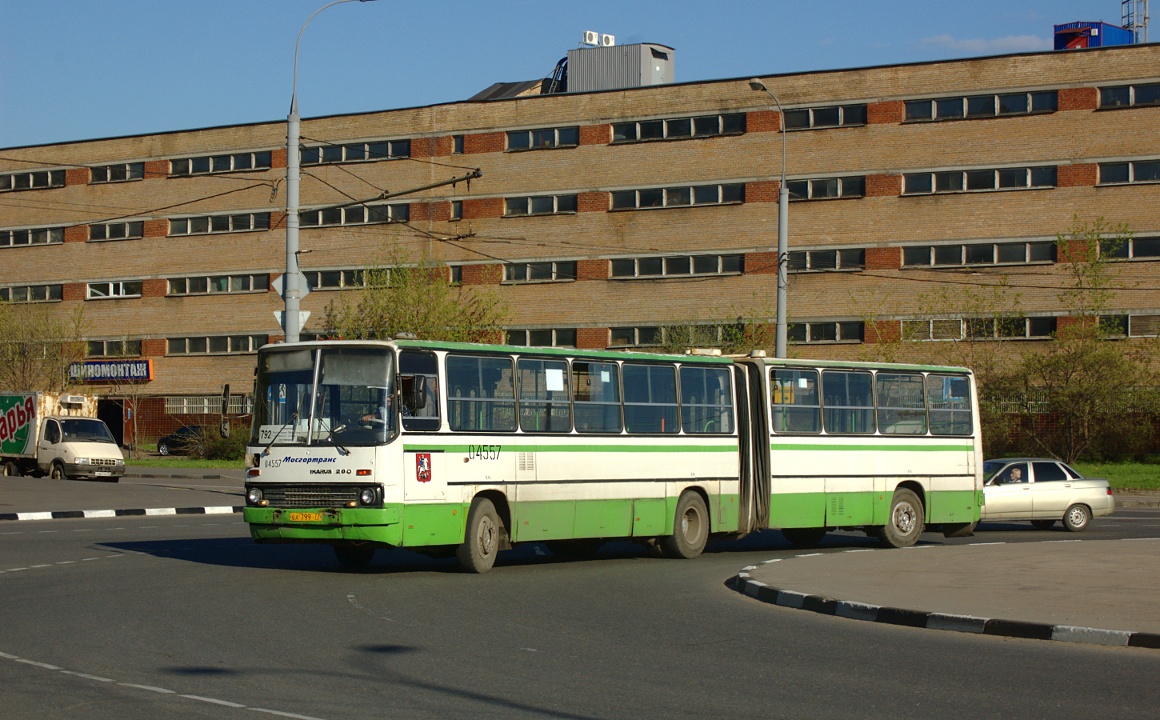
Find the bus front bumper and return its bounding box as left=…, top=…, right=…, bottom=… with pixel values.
left=243, top=506, right=403, bottom=546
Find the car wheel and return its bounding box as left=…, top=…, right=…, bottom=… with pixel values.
left=50, top=461, right=67, bottom=480
left=879, top=488, right=925, bottom=548
left=1063, top=504, right=1091, bottom=532
left=158, top=442, right=170, bottom=456
left=1031, top=519, right=1056, bottom=530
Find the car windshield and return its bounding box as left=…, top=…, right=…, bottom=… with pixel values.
left=251, top=345, right=395, bottom=447
left=60, top=419, right=116, bottom=443
left=982, top=460, right=1006, bottom=483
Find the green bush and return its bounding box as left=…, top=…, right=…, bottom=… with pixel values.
left=195, top=430, right=249, bottom=461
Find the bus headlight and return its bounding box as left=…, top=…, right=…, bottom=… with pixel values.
left=247, top=487, right=265, bottom=506
left=359, top=488, right=377, bottom=506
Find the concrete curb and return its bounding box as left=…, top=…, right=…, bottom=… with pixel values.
left=0, top=506, right=243, bottom=522
left=731, top=566, right=1160, bottom=650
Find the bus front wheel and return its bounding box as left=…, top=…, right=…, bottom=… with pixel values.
left=458, top=498, right=502, bottom=573
left=334, top=543, right=375, bottom=570
left=663, top=491, right=709, bottom=559
left=878, top=489, right=924, bottom=548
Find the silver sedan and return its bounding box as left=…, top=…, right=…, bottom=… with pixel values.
left=981, top=458, right=1115, bottom=532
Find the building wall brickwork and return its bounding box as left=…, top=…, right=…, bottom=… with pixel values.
left=0, top=43, right=1157, bottom=437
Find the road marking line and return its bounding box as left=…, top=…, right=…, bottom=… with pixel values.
left=250, top=708, right=328, bottom=719
left=181, top=695, right=246, bottom=708
left=60, top=670, right=114, bottom=682
left=118, top=683, right=176, bottom=694
left=15, top=659, right=61, bottom=670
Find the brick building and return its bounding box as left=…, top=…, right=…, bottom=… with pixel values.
left=1, top=43, right=1158, bottom=444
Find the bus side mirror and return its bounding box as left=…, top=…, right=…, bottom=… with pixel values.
left=408, top=376, right=427, bottom=410
left=220, top=421, right=231, bottom=439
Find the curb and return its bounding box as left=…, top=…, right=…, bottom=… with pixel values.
left=0, top=506, right=243, bottom=522
left=731, top=567, right=1160, bottom=650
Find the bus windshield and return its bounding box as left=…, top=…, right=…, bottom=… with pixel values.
left=251, top=346, right=395, bottom=447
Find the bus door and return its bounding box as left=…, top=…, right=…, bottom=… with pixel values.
left=400, top=350, right=446, bottom=504
left=745, top=362, right=771, bottom=530
left=733, top=363, right=769, bottom=535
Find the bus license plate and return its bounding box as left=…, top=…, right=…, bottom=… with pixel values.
left=288, top=512, right=323, bottom=522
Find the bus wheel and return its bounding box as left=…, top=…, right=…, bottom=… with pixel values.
left=334, top=543, right=375, bottom=570
left=458, top=498, right=501, bottom=573
left=879, top=489, right=924, bottom=548
left=781, top=527, right=827, bottom=548
left=663, top=491, right=709, bottom=559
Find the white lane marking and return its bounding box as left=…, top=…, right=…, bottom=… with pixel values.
left=119, top=683, right=175, bottom=694
left=1, top=649, right=333, bottom=718
left=181, top=694, right=246, bottom=708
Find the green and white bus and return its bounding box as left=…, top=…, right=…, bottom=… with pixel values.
left=242, top=339, right=982, bottom=572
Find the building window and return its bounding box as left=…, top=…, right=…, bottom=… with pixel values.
left=169, top=151, right=272, bottom=176
left=166, top=395, right=253, bottom=415
left=504, top=194, right=578, bottom=216
left=301, top=269, right=366, bottom=291
left=902, top=241, right=1056, bottom=268
left=450, top=200, right=462, bottom=220
left=609, top=326, right=662, bottom=347
left=0, top=226, right=65, bottom=248
left=87, top=339, right=141, bottom=358
left=612, top=113, right=746, bottom=143
left=301, top=139, right=410, bottom=165
left=169, top=212, right=271, bottom=236
left=505, top=328, right=577, bottom=347
left=786, top=176, right=865, bottom=201
left=611, top=183, right=744, bottom=210
left=452, top=135, right=464, bottom=154
left=1099, top=83, right=1160, bottom=109
left=783, top=104, right=867, bottom=130
left=89, top=221, right=144, bottom=242
left=87, top=281, right=143, bottom=300
left=787, top=249, right=865, bottom=272
left=611, top=254, right=743, bottom=279
left=449, top=265, right=462, bottom=284
left=299, top=203, right=408, bottom=227
left=905, top=91, right=1057, bottom=121
left=903, top=166, right=1056, bottom=195
left=0, top=284, right=62, bottom=303
left=787, top=321, right=864, bottom=344
left=1098, top=160, right=1160, bottom=185
left=90, top=162, right=144, bottom=184
left=1099, top=236, right=1160, bottom=261
left=903, top=317, right=1056, bottom=340
left=503, top=261, right=576, bottom=283
left=0, top=169, right=65, bottom=193
left=167, top=335, right=266, bottom=355
left=168, top=273, right=270, bottom=295
left=506, top=127, right=579, bottom=151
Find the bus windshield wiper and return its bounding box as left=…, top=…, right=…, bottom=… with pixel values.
left=261, top=413, right=297, bottom=456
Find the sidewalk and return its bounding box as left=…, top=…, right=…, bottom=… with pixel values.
left=735, top=537, right=1160, bottom=649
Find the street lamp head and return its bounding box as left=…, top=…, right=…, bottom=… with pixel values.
left=748, top=78, right=767, bottom=92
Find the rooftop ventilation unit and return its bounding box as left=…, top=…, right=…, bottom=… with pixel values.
left=566, top=42, right=674, bottom=93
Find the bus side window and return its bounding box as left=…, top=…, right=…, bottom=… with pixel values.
left=446, top=354, right=516, bottom=432
left=680, top=365, right=733, bottom=434
left=400, top=350, right=440, bottom=432
left=623, top=364, right=678, bottom=434
left=770, top=368, right=820, bottom=433
left=573, top=361, right=623, bottom=433
left=926, top=374, right=973, bottom=435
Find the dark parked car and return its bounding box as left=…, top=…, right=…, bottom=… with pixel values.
left=156, top=426, right=208, bottom=456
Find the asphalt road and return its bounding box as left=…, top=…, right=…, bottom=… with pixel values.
left=1, top=508, right=1158, bottom=720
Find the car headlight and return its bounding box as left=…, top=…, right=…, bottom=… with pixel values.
left=74, top=457, right=90, bottom=465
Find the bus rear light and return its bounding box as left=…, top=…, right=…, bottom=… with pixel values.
left=247, top=468, right=260, bottom=478
left=357, top=469, right=372, bottom=476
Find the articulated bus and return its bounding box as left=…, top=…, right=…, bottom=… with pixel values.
left=242, top=339, right=982, bottom=572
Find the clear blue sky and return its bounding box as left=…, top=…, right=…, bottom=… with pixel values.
left=0, top=0, right=1129, bottom=148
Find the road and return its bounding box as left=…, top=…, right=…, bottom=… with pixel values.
left=1, top=504, right=1158, bottom=719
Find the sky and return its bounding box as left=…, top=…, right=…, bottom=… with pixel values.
left=0, top=0, right=1134, bottom=149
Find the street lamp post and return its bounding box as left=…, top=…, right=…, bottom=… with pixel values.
left=748, top=78, right=789, bottom=359
left=284, top=0, right=375, bottom=343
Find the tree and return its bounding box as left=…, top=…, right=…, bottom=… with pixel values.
left=0, top=301, right=86, bottom=392
left=1005, top=218, right=1159, bottom=462
left=324, top=252, right=508, bottom=343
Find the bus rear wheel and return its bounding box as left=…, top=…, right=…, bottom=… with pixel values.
left=878, top=488, right=924, bottom=548
left=458, top=498, right=502, bottom=573
left=334, top=543, right=375, bottom=570
left=663, top=491, right=709, bottom=559
left=782, top=527, right=827, bottom=548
